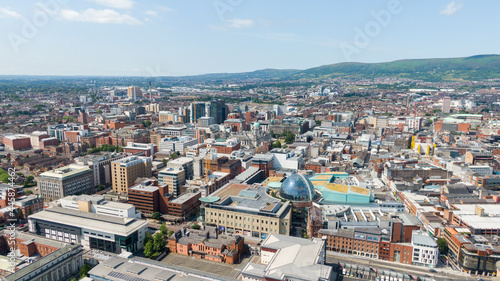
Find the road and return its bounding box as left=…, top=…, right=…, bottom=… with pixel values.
left=326, top=253, right=484, bottom=281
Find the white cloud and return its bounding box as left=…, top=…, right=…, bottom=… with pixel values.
left=157, top=6, right=175, bottom=13
left=226, top=18, right=254, bottom=29
left=145, top=10, right=157, bottom=17
left=440, top=1, right=463, bottom=15
left=88, top=0, right=135, bottom=9
left=59, top=8, right=142, bottom=25
left=0, top=7, right=21, bottom=18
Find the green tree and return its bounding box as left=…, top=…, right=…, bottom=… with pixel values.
left=437, top=238, right=448, bottom=255
left=191, top=224, right=201, bottom=230
left=142, top=120, right=152, bottom=127
left=284, top=132, right=295, bottom=144
left=167, top=230, right=174, bottom=238
left=25, top=190, right=33, bottom=195
left=143, top=240, right=154, bottom=258
left=272, top=141, right=282, bottom=149
left=152, top=212, right=161, bottom=220
left=159, top=223, right=168, bottom=235
left=162, top=158, right=168, bottom=166
left=153, top=232, right=165, bottom=253
left=144, top=232, right=153, bottom=244
left=79, top=264, right=92, bottom=279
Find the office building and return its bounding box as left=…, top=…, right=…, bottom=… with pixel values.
left=28, top=206, right=149, bottom=253
left=159, top=136, right=198, bottom=154
left=167, top=191, right=201, bottom=219
left=209, top=99, right=228, bottom=124
left=1, top=134, right=31, bottom=151
left=204, top=183, right=292, bottom=238
left=36, top=165, right=94, bottom=202
left=30, top=131, right=50, bottom=149
left=167, top=157, right=194, bottom=180
left=111, top=156, right=152, bottom=194
left=411, top=230, right=439, bottom=267
left=123, top=142, right=157, bottom=157
left=158, top=167, right=186, bottom=196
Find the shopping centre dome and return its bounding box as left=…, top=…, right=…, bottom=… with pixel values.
left=279, top=173, right=316, bottom=202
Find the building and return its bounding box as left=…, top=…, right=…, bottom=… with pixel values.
left=209, top=99, right=228, bottom=124
left=127, top=181, right=160, bottom=215
left=204, top=183, right=292, bottom=238
left=74, top=152, right=128, bottom=187
left=28, top=206, right=149, bottom=253
left=159, top=136, right=198, bottom=154
left=87, top=257, right=238, bottom=281
left=167, top=157, right=194, bottom=180
left=1, top=134, right=31, bottom=151
left=12, top=195, right=43, bottom=217
left=167, top=191, right=201, bottom=219
left=465, top=151, right=495, bottom=165
left=212, top=139, right=241, bottom=154
left=123, top=142, right=157, bottom=157
left=127, top=86, right=142, bottom=100
left=0, top=233, right=84, bottom=281
left=270, top=149, right=304, bottom=170
left=240, top=233, right=332, bottom=281
left=0, top=184, right=25, bottom=209
left=169, top=226, right=243, bottom=264
left=411, top=230, right=439, bottom=268
left=30, top=131, right=50, bottom=149
left=199, top=116, right=214, bottom=127
left=58, top=194, right=140, bottom=218
left=111, top=156, right=152, bottom=194
left=158, top=167, right=186, bottom=196
left=443, top=97, right=451, bottom=113
left=36, top=165, right=94, bottom=202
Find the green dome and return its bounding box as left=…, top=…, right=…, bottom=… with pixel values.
left=253, top=122, right=261, bottom=128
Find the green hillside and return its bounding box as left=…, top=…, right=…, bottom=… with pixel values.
left=291, top=55, right=500, bottom=81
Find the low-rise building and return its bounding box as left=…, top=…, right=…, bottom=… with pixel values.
left=36, top=165, right=94, bottom=202
left=240, top=233, right=332, bottom=281
left=169, top=226, right=244, bottom=264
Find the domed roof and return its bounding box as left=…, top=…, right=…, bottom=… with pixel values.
left=253, top=122, right=261, bottom=128
left=280, top=173, right=315, bottom=201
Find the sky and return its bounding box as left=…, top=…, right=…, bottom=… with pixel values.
left=0, top=0, right=499, bottom=76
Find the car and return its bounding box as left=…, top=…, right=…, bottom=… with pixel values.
left=429, top=269, right=437, bottom=273
left=18, top=224, right=24, bottom=227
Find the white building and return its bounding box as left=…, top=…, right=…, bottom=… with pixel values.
left=411, top=230, right=439, bottom=268
left=58, top=194, right=140, bottom=218
left=159, top=136, right=198, bottom=154
left=405, top=117, right=422, bottom=132
left=241, top=234, right=332, bottom=281
left=270, top=149, right=304, bottom=171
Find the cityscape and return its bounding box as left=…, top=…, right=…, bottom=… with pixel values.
left=1, top=1, right=500, bottom=281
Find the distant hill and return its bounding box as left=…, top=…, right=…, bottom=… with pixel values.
left=289, top=54, right=500, bottom=81
left=179, top=55, right=500, bottom=82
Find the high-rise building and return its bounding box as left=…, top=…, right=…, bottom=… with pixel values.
left=210, top=99, right=227, bottom=124
left=127, top=86, right=142, bottom=100
left=443, top=96, right=451, bottom=113
left=111, top=156, right=152, bottom=194
left=190, top=102, right=206, bottom=123
left=158, top=167, right=186, bottom=196
left=36, top=165, right=94, bottom=202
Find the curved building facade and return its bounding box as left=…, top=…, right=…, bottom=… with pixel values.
left=280, top=173, right=316, bottom=202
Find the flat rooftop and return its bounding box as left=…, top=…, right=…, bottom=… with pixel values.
left=28, top=207, right=148, bottom=236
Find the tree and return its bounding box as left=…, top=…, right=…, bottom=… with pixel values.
left=144, top=232, right=153, bottom=244
left=152, top=212, right=161, bottom=220
left=191, top=224, right=201, bottom=230
left=437, top=238, right=448, bottom=255
left=143, top=240, right=154, bottom=258
left=272, top=141, right=282, bottom=149
left=25, top=190, right=33, bottom=195
left=284, top=132, right=295, bottom=144
left=79, top=264, right=92, bottom=279
left=142, top=120, right=152, bottom=128
left=315, top=120, right=322, bottom=126
left=162, top=158, right=168, bottom=166
left=167, top=230, right=174, bottom=238
left=159, top=223, right=168, bottom=235
left=153, top=232, right=165, bottom=253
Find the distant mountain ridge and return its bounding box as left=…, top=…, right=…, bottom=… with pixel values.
left=179, top=54, right=500, bottom=82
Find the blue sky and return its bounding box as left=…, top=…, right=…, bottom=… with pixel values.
left=0, top=0, right=498, bottom=76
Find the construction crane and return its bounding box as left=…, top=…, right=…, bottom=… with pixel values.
left=194, top=98, right=214, bottom=182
